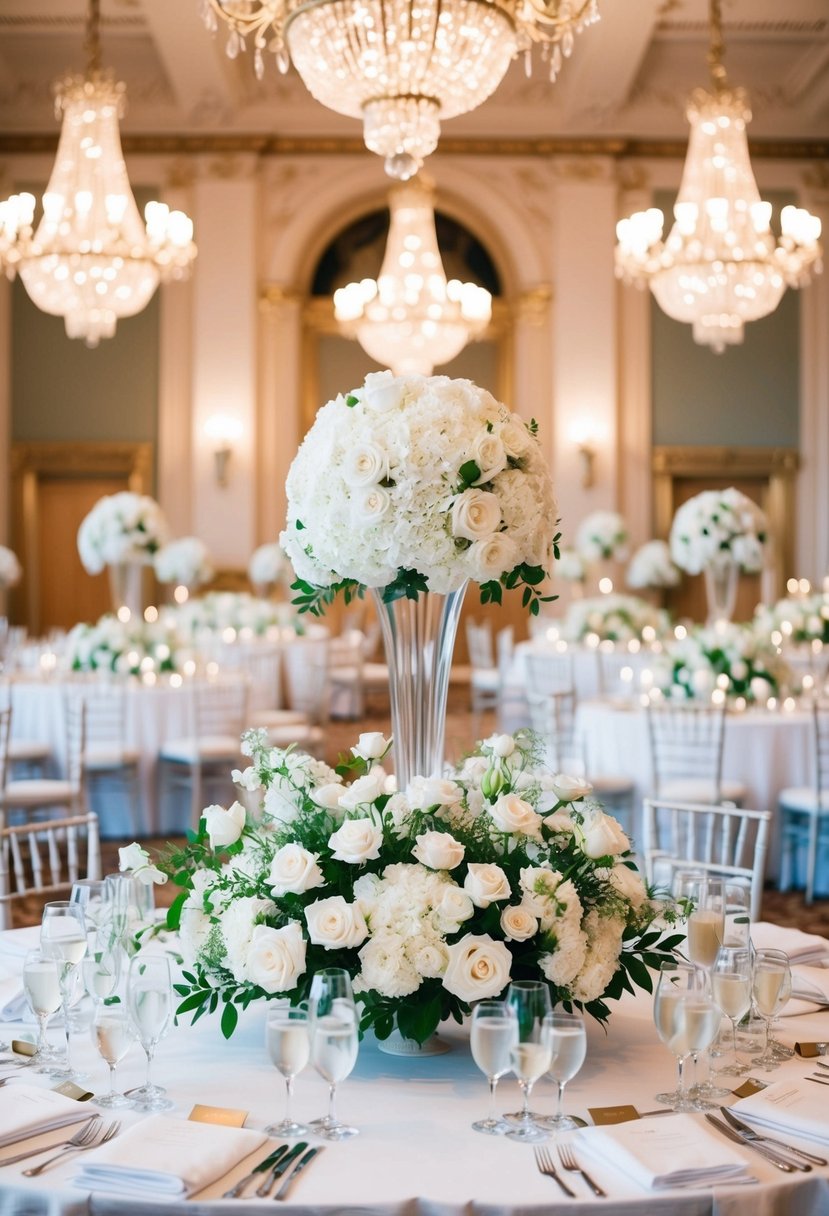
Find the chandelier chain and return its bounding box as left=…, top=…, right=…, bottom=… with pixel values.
left=85, top=0, right=102, bottom=77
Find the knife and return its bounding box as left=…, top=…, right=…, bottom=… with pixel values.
left=273, top=1146, right=323, bottom=1201
left=704, top=1114, right=798, bottom=1173
left=221, top=1144, right=290, bottom=1199
left=256, top=1141, right=309, bottom=1197
left=719, top=1107, right=827, bottom=1167
left=805, top=1076, right=829, bottom=1088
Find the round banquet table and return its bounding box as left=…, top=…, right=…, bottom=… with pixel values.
left=0, top=925, right=827, bottom=1215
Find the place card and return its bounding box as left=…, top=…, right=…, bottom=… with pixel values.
left=589, top=1104, right=640, bottom=1125
left=732, top=1079, right=766, bottom=1099
left=795, top=1041, right=828, bottom=1058
left=53, top=1081, right=94, bottom=1102
left=188, top=1104, right=248, bottom=1128
left=10, top=1039, right=36, bottom=1057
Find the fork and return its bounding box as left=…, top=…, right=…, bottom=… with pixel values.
left=22, top=1119, right=120, bottom=1177
left=558, top=1143, right=606, bottom=1197
left=533, top=1146, right=575, bottom=1198
left=0, top=1115, right=101, bottom=1167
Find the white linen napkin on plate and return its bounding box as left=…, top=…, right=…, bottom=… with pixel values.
left=0, top=1084, right=90, bottom=1149
left=752, top=923, right=829, bottom=966
left=732, top=1078, right=829, bottom=1145
left=76, top=1114, right=268, bottom=1198
left=578, top=1114, right=753, bottom=1189
left=780, top=966, right=829, bottom=1017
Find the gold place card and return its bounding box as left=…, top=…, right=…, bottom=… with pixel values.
left=10, top=1040, right=37, bottom=1057
left=53, top=1081, right=94, bottom=1102
left=189, top=1104, right=249, bottom=1128
left=588, top=1104, right=640, bottom=1125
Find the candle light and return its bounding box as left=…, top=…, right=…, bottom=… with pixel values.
left=555, top=639, right=569, bottom=655
left=712, top=688, right=726, bottom=705
left=640, top=668, right=653, bottom=689
left=783, top=696, right=796, bottom=712
left=599, top=577, right=613, bottom=595
left=628, top=638, right=641, bottom=654
left=174, top=584, right=189, bottom=604
left=674, top=624, right=687, bottom=641
left=117, top=606, right=131, bottom=623
left=545, top=626, right=559, bottom=643
left=142, top=670, right=157, bottom=686
left=169, top=673, right=183, bottom=688
left=799, top=578, right=811, bottom=595
left=183, top=659, right=197, bottom=678
left=734, top=696, right=746, bottom=711
left=206, top=661, right=219, bottom=678
left=144, top=605, right=159, bottom=623
left=222, top=627, right=237, bottom=643
left=620, top=666, right=633, bottom=686
left=787, top=577, right=799, bottom=595
left=767, top=696, right=778, bottom=711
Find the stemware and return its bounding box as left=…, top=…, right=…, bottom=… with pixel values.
left=469, top=1000, right=517, bottom=1135
left=653, top=960, right=720, bottom=1112
left=126, top=954, right=174, bottom=1112
left=70, top=879, right=107, bottom=932
left=21, top=949, right=62, bottom=1070
left=40, top=900, right=87, bottom=1079
left=504, top=981, right=553, bottom=1143
left=711, top=945, right=753, bottom=1077
left=82, top=933, right=122, bottom=1003
left=265, top=1002, right=310, bottom=1137
left=682, top=877, right=725, bottom=970
left=308, top=969, right=359, bottom=1140
left=91, top=1002, right=133, bottom=1108
left=535, top=1011, right=587, bottom=1132
left=722, top=879, right=752, bottom=949
left=751, top=948, right=792, bottom=1070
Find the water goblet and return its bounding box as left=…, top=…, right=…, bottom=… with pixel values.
left=504, top=981, right=553, bottom=1143
left=91, top=1002, right=133, bottom=1108
left=40, top=900, right=87, bottom=1079
left=310, top=996, right=359, bottom=1141
left=722, top=879, right=752, bottom=949
left=535, top=1010, right=587, bottom=1131
left=751, top=949, right=792, bottom=1070
left=653, top=960, right=720, bottom=1112
left=265, top=1002, right=310, bottom=1137
left=126, top=954, right=174, bottom=1111
left=22, top=949, right=62, bottom=1070
left=469, top=1000, right=517, bottom=1135
left=711, top=945, right=753, bottom=1077
left=82, top=934, right=122, bottom=1004
left=70, top=879, right=107, bottom=932
left=308, top=967, right=354, bottom=1020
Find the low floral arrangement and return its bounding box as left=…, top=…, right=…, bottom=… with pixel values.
left=154, top=537, right=214, bottom=589
left=163, top=592, right=298, bottom=641
left=669, top=488, right=767, bottom=575
left=0, top=545, right=21, bottom=589
left=652, top=622, right=790, bottom=702
left=77, top=492, right=169, bottom=575
left=66, top=613, right=180, bottom=677
left=563, top=594, right=671, bottom=644
left=248, top=543, right=289, bottom=591
left=754, top=594, right=829, bottom=647
left=123, top=730, right=682, bottom=1044
left=626, top=540, right=680, bottom=590
left=575, top=511, right=628, bottom=564
left=279, top=371, right=559, bottom=616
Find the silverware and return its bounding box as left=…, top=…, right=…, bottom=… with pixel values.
left=557, top=1143, right=605, bottom=1197
left=704, top=1114, right=798, bottom=1173
left=273, top=1146, right=323, bottom=1201
left=816, top=1060, right=829, bottom=1071
left=805, top=1076, right=829, bottom=1087
left=533, top=1146, right=576, bottom=1197
left=256, top=1141, right=308, bottom=1198
left=0, top=1115, right=101, bottom=1167
left=22, top=1119, right=119, bottom=1177
left=719, top=1107, right=826, bottom=1167
left=222, top=1145, right=290, bottom=1200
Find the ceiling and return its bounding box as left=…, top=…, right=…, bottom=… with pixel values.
left=0, top=0, right=827, bottom=148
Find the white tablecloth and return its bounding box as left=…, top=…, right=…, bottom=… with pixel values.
left=0, top=925, right=827, bottom=1214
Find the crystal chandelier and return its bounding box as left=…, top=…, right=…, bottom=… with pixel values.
left=0, top=0, right=196, bottom=347
left=333, top=175, right=492, bottom=374
left=614, top=0, right=821, bottom=353
left=200, top=0, right=599, bottom=179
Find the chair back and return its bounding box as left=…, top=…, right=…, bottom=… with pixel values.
left=597, top=647, right=650, bottom=698
left=496, top=626, right=514, bottom=672
left=0, top=810, right=101, bottom=931
left=193, top=680, right=249, bottom=740
left=524, top=649, right=575, bottom=698
left=466, top=620, right=495, bottom=670
left=237, top=646, right=282, bottom=714
left=282, top=636, right=330, bottom=723
left=646, top=701, right=726, bottom=800
left=814, top=699, right=829, bottom=800
left=642, top=796, right=770, bottom=921
left=0, top=706, right=10, bottom=794
left=82, top=685, right=128, bottom=748
left=64, top=697, right=87, bottom=794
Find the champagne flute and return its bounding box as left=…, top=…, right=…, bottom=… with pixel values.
left=751, top=949, right=792, bottom=1070
left=535, top=1010, right=586, bottom=1131
left=684, top=878, right=725, bottom=970
left=265, top=1002, right=310, bottom=1137
left=91, top=1002, right=133, bottom=1108
left=310, top=1002, right=359, bottom=1141
left=22, top=949, right=61, bottom=1070
left=653, top=960, right=720, bottom=1112
left=40, top=900, right=87, bottom=1079
left=469, top=1000, right=517, bottom=1135
left=126, top=954, right=174, bottom=1112
left=711, top=946, right=752, bottom=1077
left=504, top=981, right=553, bottom=1143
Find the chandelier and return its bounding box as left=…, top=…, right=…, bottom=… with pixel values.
left=200, top=0, right=599, bottom=179
left=333, top=175, right=491, bottom=374
left=0, top=0, right=196, bottom=347
left=614, top=0, right=821, bottom=353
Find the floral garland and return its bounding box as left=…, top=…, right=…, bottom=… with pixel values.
left=563, top=594, right=672, bottom=644
left=669, top=488, right=766, bottom=575
left=652, top=622, right=790, bottom=702
left=123, top=731, right=681, bottom=1044
left=77, top=492, right=169, bottom=575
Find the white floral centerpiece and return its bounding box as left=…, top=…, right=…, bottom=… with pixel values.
left=563, top=594, right=671, bottom=645
left=248, top=544, right=289, bottom=591
left=0, top=546, right=21, bottom=588
left=77, top=492, right=169, bottom=575
left=652, top=622, right=790, bottom=702
left=124, top=730, right=681, bottom=1044
left=164, top=591, right=295, bottom=642
left=575, top=511, right=628, bottom=564
left=66, top=613, right=180, bottom=676
left=626, top=540, right=680, bottom=590
left=154, top=537, right=213, bottom=589
left=555, top=548, right=586, bottom=584
left=669, top=488, right=767, bottom=576
left=754, top=594, right=829, bottom=647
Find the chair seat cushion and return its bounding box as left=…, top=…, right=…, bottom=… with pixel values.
left=160, top=736, right=242, bottom=764
left=778, top=787, right=829, bottom=814
left=471, top=669, right=500, bottom=691
left=590, top=775, right=635, bottom=798
left=8, top=740, right=51, bottom=762
left=266, top=725, right=324, bottom=752
left=363, top=663, right=389, bottom=684
left=3, top=779, right=77, bottom=805
left=84, top=744, right=140, bottom=770
left=659, top=778, right=747, bottom=805
left=253, top=710, right=310, bottom=730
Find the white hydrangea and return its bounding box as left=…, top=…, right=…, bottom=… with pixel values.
left=154, top=537, right=213, bottom=587
left=626, top=540, right=680, bottom=590
left=670, top=487, right=767, bottom=575
left=77, top=491, right=169, bottom=574
left=571, top=909, right=626, bottom=1004
left=249, top=543, right=288, bottom=589
left=218, top=895, right=276, bottom=985
left=575, top=511, right=628, bottom=564
left=563, top=594, right=671, bottom=644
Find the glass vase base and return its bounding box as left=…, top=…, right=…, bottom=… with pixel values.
left=376, top=1027, right=450, bottom=1057
left=264, top=1118, right=308, bottom=1137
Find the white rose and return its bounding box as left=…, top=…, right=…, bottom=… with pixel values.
left=202, top=801, right=246, bottom=849
left=543, top=811, right=576, bottom=835
left=464, top=862, right=511, bottom=908
left=412, top=831, right=465, bottom=871
left=489, top=793, right=542, bottom=836
left=467, top=534, right=520, bottom=580
left=406, top=775, right=463, bottom=810
left=328, top=817, right=383, bottom=864
left=352, top=486, right=391, bottom=526
left=268, top=844, right=325, bottom=896
left=550, top=774, right=593, bottom=803
left=451, top=488, right=502, bottom=541
left=362, top=374, right=404, bottom=413
left=436, top=885, right=475, bottom=928
left=352, top=732, right=390, bottom=761
left=304, top=895, right=368, bottom=949
left=500, top=417, right=531, bottom=458
left=608, top=862, right=647, bottom=910
left=500, top=905, right=538, bottom=942
left=577, top=807, right=630, bottom=859
left=119, top=842, right=148, bottom=874
left=342, top=442, right=388, bottom=487
left=245, top=922, right=306, bottom=993
left=338, top=771, right=387, bottom=810
left=485, top=734, right=515, bottom=758
left=442, top=933, right=512, bottom=1002
left=412, top=941, right=449, bottom=979
left=468, top=431, right=507, bottom=484
left=312, top=783, right=346, bottom=811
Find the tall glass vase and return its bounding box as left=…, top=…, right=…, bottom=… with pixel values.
left=704, top=556, right=739, bottom=626
left=108, top=560, right=145, bottom=622
left=371, top=582, right=468, bottom=789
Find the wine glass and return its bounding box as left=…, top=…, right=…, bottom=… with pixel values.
left=82, top=932, right=122, bottom=1004
left=40, top=900, right=87, bottom=1079
left=126, top=954, right=174, bottom=1112
left=265, top=1002, right=310, bottom=1137
left=91, top=1002, right=133, bottom=1108
left=70, top=879, right=107, bottom=932
left=308, top=967, right=354, bottom=1019
left=711, top=945, right=753, bottom=1077
left=751, top=949, right=792, bottom=1070
left=469, top=1000, right=517, bottom=1135
left=722, top=879, right=752, bottom=949
left=535, top=1010, right=587, bottom=1131
left=310, top=999, right=359, bottom=1141
left=22, top=949, right=61, bottom=1070
left=504, top=981, right=553, bottom=1143
left=653, top=960, right=720, bottom=1112
left=683, top=877, right=725, bottom=970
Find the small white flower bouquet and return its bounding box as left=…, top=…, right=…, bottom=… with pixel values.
left=575, top=511, right=629, bottom=564
left=154, top=537, right=213, bottom=588
left=653, top=622, right=790, bottom=702
left=754, top=594, right=829, bottom=647
left=626, top=540, right=680, bottom=590
left=0, top=546, right=21, bottom=589
left=669, top=488, right=767, bottom=575
left=563, top=594, right=671, bottom=644
left=66, top=613, right=180, bottom=676
left=124, top=731, right=681, bottom=1043
left=248, top=544, right=288, bottom=590
left=77, top=492, right=169, bottom=575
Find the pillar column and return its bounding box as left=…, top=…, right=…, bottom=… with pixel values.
left=797, top=176, right=829, bottom=581
left=257, top=286, right=303, bottom=543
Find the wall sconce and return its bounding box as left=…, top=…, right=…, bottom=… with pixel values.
left=568, top=418, right=600, bottom=489
left=204, top=415, right=243, bottom=487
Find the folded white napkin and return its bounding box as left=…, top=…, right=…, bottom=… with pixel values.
left=0, top=1084, right=90, bottom=1149
left=0, top=927, right=42, bottom=958
left=733, top=1078, right=829, bottom=1145
left=752, top=922, right=829, bottom=966
left=780, top=966, right=829, bottom=1017
left=0, top=963, right=27, bottom=1023
left=578, top=1114, right=753, bottom=1190
left=76, top=1114, right=268, bottom=1198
